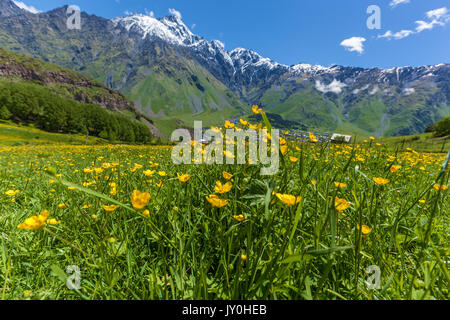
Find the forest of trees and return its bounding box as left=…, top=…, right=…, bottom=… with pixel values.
left=0, top=81, right=152, bottom=143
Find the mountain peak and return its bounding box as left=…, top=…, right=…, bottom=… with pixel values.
left=0, top=0, right=25, bottom=17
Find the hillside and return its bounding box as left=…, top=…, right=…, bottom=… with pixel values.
left=0, top=48, right=153, bottom=143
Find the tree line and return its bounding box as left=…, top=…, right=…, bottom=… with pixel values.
left=0, top=81, right=152, bottom=143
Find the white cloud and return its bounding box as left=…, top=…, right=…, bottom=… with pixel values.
left=144, top=9, right=155, bottom=17
left=389, top=0, right=410, bottom=8
left=315, top=79, right=346, bottom=94
left=380, top=6, right=449, bottom=40
left=12, top=1, right=41, bottom=14
left=415, top=20, right=443, bottom=32
left=168, top=8, right=182, bottom=19
left=378, top=29, right=414, bottom=40
left=340, top=37, right=366, bottom=54
left=426, top=7, right=448, bottom=20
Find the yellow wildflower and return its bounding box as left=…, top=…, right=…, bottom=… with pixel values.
left=373, top=177, right=390, bottom=186
left=215, top=181, right=233, bottom=194
left=131, top=190, right=151, bottom=211
left=335, top=197, right=350, bottom=212
left=177, top=173, right=191, bottom=183
left=102, top=204, right=119, bottom=213
left=206, top=195, right=228, bottom=208
left=275, top=193, right=302, bottom=206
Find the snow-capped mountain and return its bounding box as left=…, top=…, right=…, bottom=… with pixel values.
left=0, top=3, right=448, bottom=137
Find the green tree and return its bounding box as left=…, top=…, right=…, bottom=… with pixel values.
left=434, top=117, right=450, bottom=137
left=0, top=105, right=12, bottom=120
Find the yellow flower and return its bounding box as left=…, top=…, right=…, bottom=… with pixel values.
left=240, top=254, right=248, bottom=261
left=143, top=170, right=155, bottom=177
left=223, top=171, right=233, bottom=180
left=177, top=173, right=191, bottom=183
left=5, top=190, right=19, bottom=197
left=156, top=181, right=164, bottom=188
left=102, top=204, right=119, bottom=213
left=252, top=105, right=262, bottom=114
left=373, top=177, right=390, bottom=186
left=370, top=136, right=375, bottom=140
left=131, top=190, right=151, bottom=211
left=18, top=210, right=49, bottom=230
left=289, top=156, right=299, bottom=163
left=233, top=214, right=245, bottom=222
left=158, top=171, right=167, bottom=177
left=419, top=200, right=426, bottom=204
left=309, top=132, right=318, bottom=143
left=206, top=195, right=228, bottom=208
left=335, top=197, right=350, bottom=212
left=84, top=168, right=93, bottom=174
left=215, top=181, right=233, bottom=194
left=357, top=224, right=371, bottom=235
left=240, top=119, right=249, bottom=126
left=275, top=193, right=302, bottom=206
left=433, top=184, right=448, bottom=191
left=47, top=219, right=61, bottom=226
left=58, top=203, right=68, bottom=209
left=334, top=182, right=347, bottom=189
left=280, top=144, right=288, bottom=155
left=82, top=204, right=91, bottom=209
left=311, top=180, right=318, bottom=185
left=224, top=120, right=235, bottom=129
left=390, top=165, right=402, bottom=173
left=142, top=210, right=150, bottom=217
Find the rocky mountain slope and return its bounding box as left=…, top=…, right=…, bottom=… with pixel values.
left=0, top=0, right=448, bottom=137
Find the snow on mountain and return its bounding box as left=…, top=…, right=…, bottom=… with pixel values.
left=11, top=1, right=40, bottom=14
left=111, top=13, right=202, bottom=46
left=109, top=12, right=448, bottom=97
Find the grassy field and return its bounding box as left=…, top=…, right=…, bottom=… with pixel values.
left=0, top=118, right=448, bottom=300
left=0, top=121, right=108, bottom=146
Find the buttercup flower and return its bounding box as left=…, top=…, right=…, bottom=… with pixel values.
left=18, top=210, right=50, bottom=230
left=215, top=181, right=233, bottom=194
left=252, top=105, right=262, bottom=114
left=373, top=177, right=390, bottom=186
left=131, top=190, right=151, bottom=210
left=206, top=195, right=228, bottom=208
left=177, top=173, right=191, bottom=183
left=309, top=132, right=318, bottom=143
left=275, top=193, right=302, bottom=206
left=5, top=190, right=19, bottom=197
left=433, top=184, right=448, bottom=191
left=357, top=224, right=371, bottom=235
left=233, top=214, right=245, bottom=222
left=334, top=182, right=347, bottom=189
left=335, top=197, right=350, bottom=212
left=102, top=204, right=119, bottom=213
left=223, top=171, right=233, bottom=180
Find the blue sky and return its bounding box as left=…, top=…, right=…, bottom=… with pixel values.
left=15, top=0, right=450, bottom=68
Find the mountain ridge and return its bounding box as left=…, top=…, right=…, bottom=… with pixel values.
left=0, top=0, right=448, bottom=137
